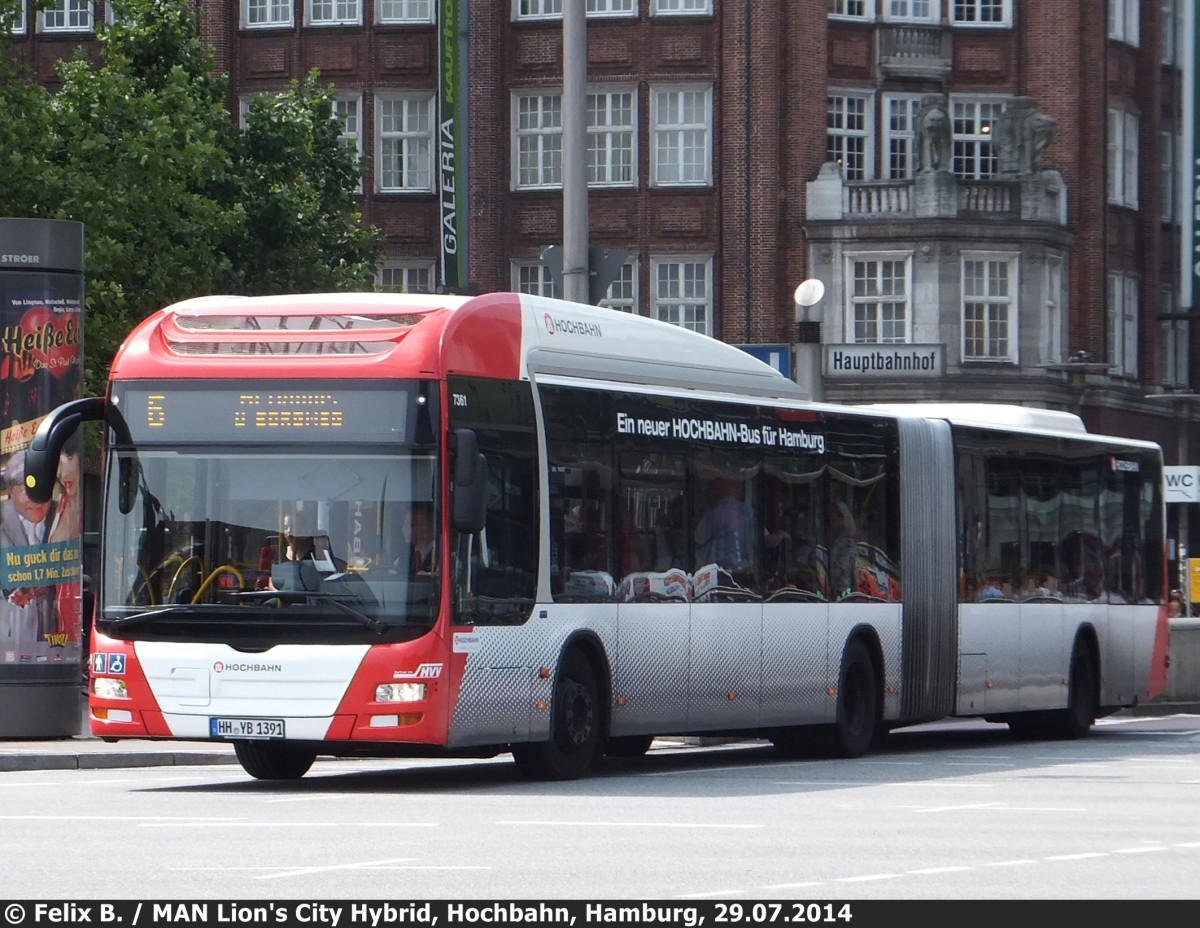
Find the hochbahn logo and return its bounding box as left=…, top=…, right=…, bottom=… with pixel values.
left=544, top=312, right=603, bottom=337
left=213, top=661, right=283, bottom=673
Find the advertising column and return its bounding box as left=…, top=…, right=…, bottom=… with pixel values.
left=0, top=218, right=84, bottom=737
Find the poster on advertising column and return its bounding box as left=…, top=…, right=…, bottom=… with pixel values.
left=0, top=219, right=84, bottom=671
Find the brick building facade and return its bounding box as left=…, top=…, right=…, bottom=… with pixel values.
left=6, top=1, right=1197, bottom=510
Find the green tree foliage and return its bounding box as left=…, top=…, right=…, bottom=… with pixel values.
left=0, top=2, right=54, bottom=216
left=0, top=0, right=381, bottom=398
left=225, top=73, right=380, bottom=295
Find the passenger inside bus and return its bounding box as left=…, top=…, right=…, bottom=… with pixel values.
left=269, top=509, right=344, bottom=591
left=828, top=500, right=859, bottom=595
left=695, top=476, right=756, bottom=571
left=401, top=502, right=437, bottom=576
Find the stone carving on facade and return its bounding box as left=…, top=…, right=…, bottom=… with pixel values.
left=996, top=96, right=1057, bottom=176
left=917, top=95, right=951, bottom=174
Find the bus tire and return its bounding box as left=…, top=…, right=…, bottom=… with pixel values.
left=233, top=741, right=316, bottom=780
left=1049, top=640, right=1097, bottom=739
left=830, top=639, right=878, bottom=758
left=605, top=735, right=654, bottom=758
left=511, top=650, right=600, bottom=780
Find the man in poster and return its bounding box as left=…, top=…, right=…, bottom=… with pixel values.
left=0, top=448, right=58, bottom=653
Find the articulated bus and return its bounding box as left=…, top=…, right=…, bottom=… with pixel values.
left=25, top=291, right=1169, bottom=780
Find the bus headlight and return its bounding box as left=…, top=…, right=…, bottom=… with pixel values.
left=93, top=677, right=129, bottom=699
left=375, top=682, right=426, bottom=703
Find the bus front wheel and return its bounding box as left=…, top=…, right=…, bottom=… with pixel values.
left=512, top=650, right=600, bottom=781
left=233, top=741, right=317, bottom=780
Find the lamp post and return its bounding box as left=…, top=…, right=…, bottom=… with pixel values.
left=793, top=278, right=826, bottom=400
left=1145, top=392, right=1200, bottom=613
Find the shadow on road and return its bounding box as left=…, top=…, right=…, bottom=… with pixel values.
left=133, top=713, right=1197, bottom=798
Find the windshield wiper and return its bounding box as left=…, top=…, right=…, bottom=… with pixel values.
left=232, top=590, right=388, bottom=633
left=106, top=606, right=195, bottom=630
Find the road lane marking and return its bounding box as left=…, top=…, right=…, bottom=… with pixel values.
left=497, top=820, right=761, bottom=829
left=0, top=814, right=242, bottom=822
left=140, top=822, right=337, bottom=827
left=257, top=859, right=487, bottom=879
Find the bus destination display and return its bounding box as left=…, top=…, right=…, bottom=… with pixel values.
left=118, top=385, right=407, bottom=442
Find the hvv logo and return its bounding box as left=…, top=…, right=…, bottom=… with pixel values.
left=1164, top=466, right=1200, bottom=504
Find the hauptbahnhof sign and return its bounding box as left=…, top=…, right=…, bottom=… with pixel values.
left=823, top=343, right=945, bottom=378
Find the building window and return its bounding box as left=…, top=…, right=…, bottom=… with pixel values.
left=245, top=0, right=292, bottom=28
left=884, top=1, right=938, bottom=22
left=308, top=0, right=359, bottom=26
left=950, top=0, right=1010, bottom=27
left=1107, top=274, right=1139, bottom=376
left=41, top=0, right=93, bottom=31
left=951, top=98, right=1002, bottom=179
left=6, top=2, right=27, bottom=33
left=237, top=94, right=263, bottom=127
left=376, top=94, right=435, bottom=193
left=514, top=92, right=563, bottom=189
left=1161, top=130, right=1175, bottom=223
left=962, top=255, right=1017, bottom=362
left=1161, top=0, right=1182, bottom=66
left=827, top=93, right=871, bottom=181
left=828, top=0, right=872, bottom=21
left=514, top=1, right=637, bottom=19
left=1161, top=288, right=1188, bottom=388
left=379, top=261, right=435, bottom=293
left=1045, top=257, right=1063, bottom=365
left=883, top=95, right=922, bottom=179
left=598, top=262, right=638, bottom=313
left=651, top=257, right=712, bottom=335
left=378, top=0, right=434, bottom=23
left=588, top=89, right=636, bottom=186
left=848, top=256, right=910, bottom=344
left=513, top=88, right=636, bottom=190
left=515, top=0, right=561, bottom=17
left=592, top=0, right=637, bottom=15
left=1107, top=0, right=1140, bottom=47
left=1107, top=107, right=1139, bottom=208
left=652, top=0, right=711, bottom=15
left=513, top=261, right=559, bottom=297
left=334, top=94, right=363, bottom=192
left=651, top=85, right=712, bottom=187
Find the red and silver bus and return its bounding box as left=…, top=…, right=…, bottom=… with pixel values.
left=26, top=291, right=1170, bottom=780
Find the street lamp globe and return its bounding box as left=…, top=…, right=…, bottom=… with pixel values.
left=794, top=278, right=825, bottom=311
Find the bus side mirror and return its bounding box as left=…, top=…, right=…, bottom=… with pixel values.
left=24, top=397, right=106, bottom=504
left=451, top=428, right=488, bottom=535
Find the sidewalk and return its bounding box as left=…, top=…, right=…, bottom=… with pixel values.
left=2, top=701, right=1197, bottom=774
left=0, top=695, right=242, bottom=772
left=0, top=735, right=238, bottom=771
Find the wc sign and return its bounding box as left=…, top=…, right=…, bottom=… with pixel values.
left=1165, top=466, right=1200, bottom=504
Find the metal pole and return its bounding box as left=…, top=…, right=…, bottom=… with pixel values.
left=561, top=0, right=589, bottom=304
left=1183, top=402, right=1192, bottom=615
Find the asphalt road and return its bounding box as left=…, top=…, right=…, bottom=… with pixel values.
left=1, top=713, right=1198, bottom=901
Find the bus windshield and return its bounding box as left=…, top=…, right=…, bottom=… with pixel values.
left=100, top=447, right=440, bottom=641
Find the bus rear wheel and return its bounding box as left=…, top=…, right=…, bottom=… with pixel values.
left=829, top=639, right=879, bottom=758
left=233, top=741, right=316, bottom=780
left=1043, top=641, right=1098, bottom=739
left=512, top=650, right=600, bottom=780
